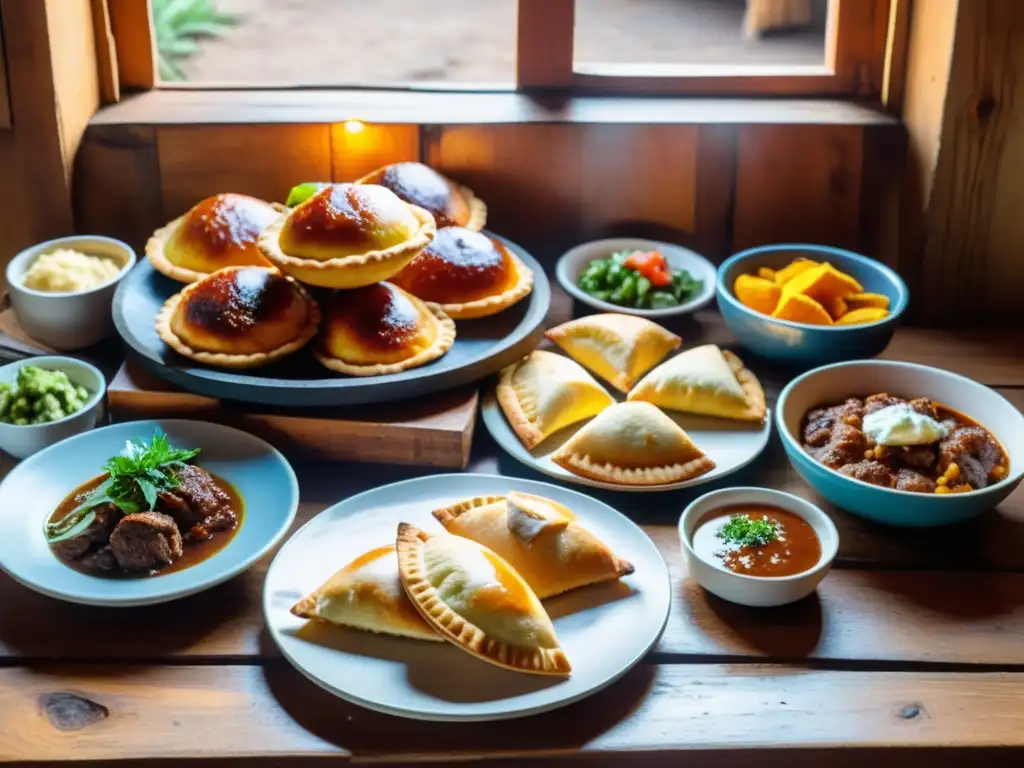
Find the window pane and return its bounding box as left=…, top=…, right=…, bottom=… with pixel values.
left=574, top=0, right=828, bottom=71
left=153, top=0, right=516, bottom=86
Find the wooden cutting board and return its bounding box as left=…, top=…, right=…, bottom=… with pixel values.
left=107, top=362, right=478, bottom=468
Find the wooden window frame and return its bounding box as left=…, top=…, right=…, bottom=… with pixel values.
left=106, top=0, right=896, bottom=100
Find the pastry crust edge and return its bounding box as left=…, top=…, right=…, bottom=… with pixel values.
left=312, top=293, right=456, bottom=377
left=290, top=582, right=444, bottom=643
left=432, top=252, right=534, bottom=319
left=496, top=357, right=547, bottom=450
left=722, top=348, right=768, bottom=421
left=155, top=267, right=320, bottom=369
left=551, top=450, right=716, bottom=487
left=146, top=202, right=287, bottom=284
left=396, top=523, right=571, bottom=676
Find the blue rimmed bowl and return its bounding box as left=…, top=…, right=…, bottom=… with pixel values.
left=777, top=360, right=1024, bottom=528
left=717, top=244, right=909, bottom=366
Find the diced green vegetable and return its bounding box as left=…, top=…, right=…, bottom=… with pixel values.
left=285, top=181, right=330, bottom=207
left=576, top=251, right=703, bottom=309
left=0, top=366, right=91, bottom=426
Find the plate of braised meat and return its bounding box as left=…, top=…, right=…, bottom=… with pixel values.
left=0, top=419, right=297, bottom=605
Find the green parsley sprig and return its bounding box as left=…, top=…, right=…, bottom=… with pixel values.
left=46, top=431, right=199, bottom=543
left=716, top=514, right=778, bottom=548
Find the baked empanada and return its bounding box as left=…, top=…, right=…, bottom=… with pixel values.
left=627, top=344, right=766, bottom=422
left=357, top=162, right=486, bottom=231
left=545, top=313, right=681, bottom=392
left=397, top=523, right=570, bottom=676
left=497, top=350, right=614, bottom=450
left=432, top=491, right=634, bottom=599
left=291, top=545, right=442, bottom=642
left=552, top=401, right=715, bottom=486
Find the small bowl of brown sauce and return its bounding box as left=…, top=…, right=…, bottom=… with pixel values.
left=679, top=487, right=838, bottom=607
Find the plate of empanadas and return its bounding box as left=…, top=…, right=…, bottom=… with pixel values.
left=263, top=474, right=670, bottom=721
left=483, top=313, right=772, bottom=491
left=114, top=165, right=549, bottom=407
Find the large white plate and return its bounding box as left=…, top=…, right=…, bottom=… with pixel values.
left=263, top=474, right=670, bottom=722
left=482, top=389, right=772, bottom=493
left=0, top=419, right=298, bottom=607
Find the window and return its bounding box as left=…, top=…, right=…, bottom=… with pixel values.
left=130, top=0, right=891, bottom=97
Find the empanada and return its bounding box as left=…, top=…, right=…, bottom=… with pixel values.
left=545, top=313, right=681, bottom=392
left=552, top=401, right=715, bottom=486
left=627, top=344, right=766, bottom=421
left=432, top=491, right=634, bottom=598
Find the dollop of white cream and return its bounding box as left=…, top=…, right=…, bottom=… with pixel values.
left=863, top=404, right=948, bottom=446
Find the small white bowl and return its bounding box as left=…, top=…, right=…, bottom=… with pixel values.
left=6, top=235, right=137, bottom=350
left=0, top=356, right=106, bottom=459
left=678, top=487, right=839, bottom=607
left=556, top=238, right=717, bottom=318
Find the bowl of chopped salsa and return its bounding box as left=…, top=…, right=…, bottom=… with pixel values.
left=557, top=238, right=716, bottom=318
left=679, top=487, right=838, bottom=607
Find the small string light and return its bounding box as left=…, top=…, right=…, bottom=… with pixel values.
left=343, top=119, right=365, bottom=134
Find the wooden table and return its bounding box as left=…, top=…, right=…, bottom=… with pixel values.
left=2, top=307, right=1024, bottom=766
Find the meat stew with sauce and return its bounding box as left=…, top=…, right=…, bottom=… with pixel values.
left=802, top=393, right=1010, bottom=494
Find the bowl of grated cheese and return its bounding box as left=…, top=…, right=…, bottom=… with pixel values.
left=7, top=235, right=136, bottom=350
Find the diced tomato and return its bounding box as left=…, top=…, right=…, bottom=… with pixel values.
left=625, top=250, right=673, bottom=287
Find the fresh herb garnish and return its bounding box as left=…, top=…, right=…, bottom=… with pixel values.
left=716, top=514, right=778, bottom=548
left=45, top=431, right=199, bottom=542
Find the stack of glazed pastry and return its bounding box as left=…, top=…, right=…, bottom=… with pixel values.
left=496, top=313, right=766, bottom=486
left=291, top=491, right=635, bottom=676
left=149, top=163, right=534, bottom=376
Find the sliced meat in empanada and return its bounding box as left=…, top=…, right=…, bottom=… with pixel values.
left=291, top=545, right=442, bottom=642
left=497, top=350, right=614, bottom=450
left=545, top=313, right=681, bottom=392
left=396, top=523, right=570, bottom=676
left=627, top=344, right=766, bottom=422
left=552, top=401, right=714, bottom=486
left=432, top=491, right=633, bottom=598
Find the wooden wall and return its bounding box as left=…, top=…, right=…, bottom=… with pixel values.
left=74, top=119, right=901, bottom=268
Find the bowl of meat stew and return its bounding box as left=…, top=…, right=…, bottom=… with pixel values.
left=776, top=360, right=1023, bottom=527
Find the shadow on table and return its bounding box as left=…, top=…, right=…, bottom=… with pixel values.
left=262, top=658, right=657, bottom=757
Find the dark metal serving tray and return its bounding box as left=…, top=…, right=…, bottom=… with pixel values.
left=112, top=233, right=550, bottom=407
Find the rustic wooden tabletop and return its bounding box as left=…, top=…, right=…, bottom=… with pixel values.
left=2, top=305, right=1024, bottom=766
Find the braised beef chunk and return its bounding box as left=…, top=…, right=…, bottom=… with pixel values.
left=838, top=460, right=895, bottom=488
left=803, top=398, right=864, bottom=447
left=49, top=504, right=119, bottom=561
left=939, top=426, right=1003, bottom=489
left=813, top=424, right=867, bottom=469
left=898, top=445, right=937, bottom=470
left=79, top=545, right=118, bottom=572
left=863, top=393, right=908, bottom=415
left=909, top=397, right=938, bottom=418
left=896, top=468, right=937, bottom=493
left=109, top=512, right=183, bottom=571
left=157, top=465, right=236, bottom=538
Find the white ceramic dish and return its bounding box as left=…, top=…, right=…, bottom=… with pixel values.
left=678, top=487, right=838, bottom=607
left=482, top=389, right=771, bottom=493
left=0, top=419, right=298, bottom=606
left=0, top=356, right=106, bottom=459
left=556, top=238, right=717, bottom=318
left=263, top=473, right=671, bottom=722
left=6, top=235, right=137, bottom=350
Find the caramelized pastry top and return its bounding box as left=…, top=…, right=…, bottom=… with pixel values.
left=319, top=283, right=438, bottom=365
left=375, top=163, right=469, bottom=229
left=279, top=184, right=419, bottom=260
left=172, top=267, right=311, bottom=354
left=165, top=193, right=278, bottom=273
left=390, top=227, right=517, bottom=303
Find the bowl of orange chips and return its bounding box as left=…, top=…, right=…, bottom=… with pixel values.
left=716, top=244, right=908, bottom=365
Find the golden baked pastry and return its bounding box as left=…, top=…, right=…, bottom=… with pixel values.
left=291, top=545, right=442, bottom=642
left=396, top=523, right=570, bottom=676
left=545, top=314, right=681, bottom=393
left=357, top=162, right=486, bottom=231
left=432, top=491, right=634, bottom=599
left=389, top=227, right=533, bottom=319
left=314, top=282, right=455, bottom=376
left=552, top=401, right=715, bottom=486
left=497, top=350, right=615, bottom=450
left=156, top=266, right=319, bottom=368
left=258, top=183, right=436, bottom=289
left=627, top=344, right=766, bottom=422
left=147, top=193, right=281, bottom=283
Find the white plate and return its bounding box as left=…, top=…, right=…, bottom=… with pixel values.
left=0, top=419, right=298, bottom=607
left=482, top=389, right=772, bottom=493
left=263, top=474, right=670, bottom=722
left=556, top=238, right=717, bottom=318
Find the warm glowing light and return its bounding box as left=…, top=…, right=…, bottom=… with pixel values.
left=344, top=120, right=365, bottom=134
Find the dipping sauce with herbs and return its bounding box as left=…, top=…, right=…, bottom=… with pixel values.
left=692, top=505, right=821, bottom=577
